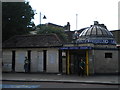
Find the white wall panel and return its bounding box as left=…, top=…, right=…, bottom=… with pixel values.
left=47, top=49, right=59, bottom=73
left=31, top=51, right=43, bottom=72
left=37, top=51, right=43, bottom=72
left=15, top=51, right=27, bottom=72
left=31, top=51, right=38, bottom=72
left=2, top=51, right=12, bottom=71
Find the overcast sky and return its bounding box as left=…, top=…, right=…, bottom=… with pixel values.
left=27, top=0, right=119, bottom=31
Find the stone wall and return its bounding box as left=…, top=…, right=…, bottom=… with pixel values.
left=94, top=50, right=118, bottom=74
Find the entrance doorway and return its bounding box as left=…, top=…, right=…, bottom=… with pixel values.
left=69, top=50, right=86, bottom=75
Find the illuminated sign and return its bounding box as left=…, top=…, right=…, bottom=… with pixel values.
left=76, top=39, right=116, bottom=44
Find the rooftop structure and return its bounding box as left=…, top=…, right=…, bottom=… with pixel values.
left=76, top=21, right=116, bottom=45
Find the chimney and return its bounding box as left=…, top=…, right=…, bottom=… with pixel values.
left=66, top=22, right=70, bottom=31
left=94, top=21, right=99, bottom=25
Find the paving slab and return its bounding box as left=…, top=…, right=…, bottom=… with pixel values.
left=2, top=73, right=120, bottom=85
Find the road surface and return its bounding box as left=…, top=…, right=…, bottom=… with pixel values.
left=2, top=81, right=119, bottom=88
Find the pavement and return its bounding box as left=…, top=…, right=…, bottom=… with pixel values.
left=1, top=73, right=120, bottom=85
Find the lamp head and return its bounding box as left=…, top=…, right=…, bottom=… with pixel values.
left=43, top=15, right=47, bottom=19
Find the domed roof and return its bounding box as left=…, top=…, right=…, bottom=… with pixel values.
left=77, top=21, right=116, bottom=45
left=79, top=21, right=113, bottom=38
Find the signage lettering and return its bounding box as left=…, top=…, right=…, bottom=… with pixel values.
left=60, top=46, right=92, bottom=50
left=77, top=39, right=116, bottom=44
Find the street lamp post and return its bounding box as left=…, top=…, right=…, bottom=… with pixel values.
left=76, top=14, right=78, bottom=30
left=40, top=12, right=47, bottom=26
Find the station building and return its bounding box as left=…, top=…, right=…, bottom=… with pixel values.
left=2, top=21, right=119, bottom=75
left=2, top=34, right=62, bottom=73
left=60, top=21, right=118, bottom=75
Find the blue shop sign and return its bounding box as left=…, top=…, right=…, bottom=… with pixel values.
left=77, top=39, right=116, bottom=44
left=69, top=47, right=79, bottom=49
left=60, top=46, right=92, bottom=50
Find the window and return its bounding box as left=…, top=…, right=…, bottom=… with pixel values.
left=105, top=53, right=112, bottom=58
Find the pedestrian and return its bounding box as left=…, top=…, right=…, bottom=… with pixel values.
left=78, top=58, right=85, bottom=76
left=24, top=57, right=29, bottom=73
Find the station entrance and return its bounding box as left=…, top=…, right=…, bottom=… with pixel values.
left=69, top=50, right=86, bottom=75
left=61, top=47, right=90, bottom=76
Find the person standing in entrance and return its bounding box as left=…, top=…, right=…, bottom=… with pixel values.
left=78, top=58, right=85, bottom=76
left=24, top=57, right=29, bottom=73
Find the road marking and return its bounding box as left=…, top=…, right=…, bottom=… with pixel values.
left=1, top=84, right=40, bottom=88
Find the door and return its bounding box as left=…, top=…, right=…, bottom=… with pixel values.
left=70, top=54, right=79, bottom=74
left=70, top=50, right=86, bottom=75
left=27, top=50, right=31, bottom=72
left=12, top=51, right=15, bottom=72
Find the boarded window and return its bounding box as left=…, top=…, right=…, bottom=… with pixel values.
left=105, top=53, right=112, bottom=58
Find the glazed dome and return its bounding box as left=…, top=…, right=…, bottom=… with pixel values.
left=77, top=21, right=116, bottom=45
left=79, top=21, right=113, bottom=38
